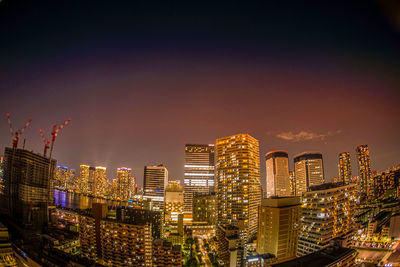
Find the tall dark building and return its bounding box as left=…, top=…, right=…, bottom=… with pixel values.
left=3, top=147, right=56, bottom=229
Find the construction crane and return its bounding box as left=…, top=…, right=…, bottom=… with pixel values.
left=48, top=118, right=71, bottom=160
left=5, top=113, right=32, bottom=149
left=39, top=129, right=51, bottom=157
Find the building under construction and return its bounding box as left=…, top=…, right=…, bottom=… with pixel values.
left=2, top=147, right=56, bottom=230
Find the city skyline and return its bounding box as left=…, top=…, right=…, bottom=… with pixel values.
left=0, top=1, right=399, bottom=187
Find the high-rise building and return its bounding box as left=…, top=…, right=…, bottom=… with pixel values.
left=3, top=147, right=56, bottom=229
left=88, top=166, right=96, bottom=195
left=94, top=166, right=106, bottom=197
left=116, top=167, right=134, bottom=200
left=192, top=192, right=217, bottom=225
left=265, top=151, right=291, bottom=198
left=356, top=145, right=372, bottom=200
left=164, top=181, right=184, bottom=224
left=293, top=152, right=324, bottom=196
left=152, top=239, right=182, bottom=267
left=116, top=206, right=162, bottom=239
left=216, top=133, right=262, bottom=242
left=338, top=152, right=352, bottom=184
left=183, top=144, right=215, bottom=214
left=297, top=183, right=356, bottom=257
left=79, top=164, right=90, bottom=194
left=216, top=225, right=243, bottom=266
left=289, top=171, right=295, bottom=196
left=78, top=203, right=152, bottom=266
left=257, top=197, right=301, bottom=263
left=143, top=165, right=168, bottom=210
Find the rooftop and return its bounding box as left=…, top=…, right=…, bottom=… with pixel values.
left=272, top=246, right=356, bottom=267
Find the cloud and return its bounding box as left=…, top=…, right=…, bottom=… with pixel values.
left=276, top=130, right=341, bottom=142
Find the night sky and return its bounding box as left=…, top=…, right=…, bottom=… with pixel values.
left=1, top=0, right=399, bottom=187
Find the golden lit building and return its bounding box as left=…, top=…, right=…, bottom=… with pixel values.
left=356, top=144, right=372, bottom=200
left=152, top=239, right=182, bottom=267
left=79, top=164, right=90, bottom=194
left=294, top=152, right=324, bottom=196
left=216, top=225, right=243, bottom=266
left=338, top=152, right=352, bottom=184
left=265, top=151, right=291, bottom=197
left=216, top=133, right=261, bottom=242
left=116, top=167, right=134, bottom=201
left=192, top=192, right=217, bottom=225
left=78, top=215, right=97, bottom=261
left=297, top=183, right=356, bottom=257
left=164, top=181, right=184, bottom=224
left=94, top=166, right=106, bottom=197
left=257, top=197, right=301, bottom=263
left=78, top=203, right=153, bottom=266
left=101, top=220, right=152, bottom=266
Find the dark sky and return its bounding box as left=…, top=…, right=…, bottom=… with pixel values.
left=1, top=0, right=399, bottom=188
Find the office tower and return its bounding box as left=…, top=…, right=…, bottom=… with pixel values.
left=338, top=152, right=352, bottom=184
left=3, top=147, right=56, bottom=229
left=143, top=164, right=168, bottom=210
left=54, top=165, right=68, bottom=189
left=297, top=183, right=356, bottom=257
left=293, top=152, right=324, bottom=196
left=116, top=167, right=133, bottom=200
left=79, top=164, right=90, bottom=194
left=152, top=239, right=182, bottom=267
left=265, top=151, right=291, bottom=197
left=192, top=192, right=217, bottom=225
left=78, top=203, right=152, bottom=266
left=216, top=225, right=243, bottom=266
left=257, top=197, right=301, bottom=263
left=216, top=133, right=262, bottom=242
left=93, top=166, right=106, bottom=197
left=183, top=144, right=215, bottom=214
left=356, top=145, right=372, bottom=200
left=164, top=181, right=184, bottom=224
left=289, top=171, right=295, bottom=196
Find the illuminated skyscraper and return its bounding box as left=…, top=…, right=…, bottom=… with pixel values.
left=79, top=164, right=90, bottom=194
left=257, top=197, right=301, bottom=263
left=116, top=167, right=133, bottom=200
left=94, top=166, right=106, bottom=197
left=266, top=151, right=291, bottom=197
left=356, top=145, right=372, bottom=200
left=215, top=133, right=262, bottom=242
left=164, top=181, right=184, bottom=224
left=297, top=183, right=356, bottom=257
left=143, top=164, right=168, bottom=210
left=293, top=152, right=324, bottom=196
left=338, top=152, right=352, bottom=184
left=88, top=166, right=96, bottom=195
left=183, top=144, right=215, bottom=214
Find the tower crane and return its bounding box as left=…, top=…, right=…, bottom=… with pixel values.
left=5, top=113, right=32, bottom=149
